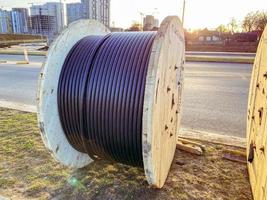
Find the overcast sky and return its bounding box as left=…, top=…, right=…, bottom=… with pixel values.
left=0, top=0, right=266, bottom=29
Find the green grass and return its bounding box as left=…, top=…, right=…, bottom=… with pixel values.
left=186, top=56, right=254, bottom=64
left=0, top=107, right=252, bottom=199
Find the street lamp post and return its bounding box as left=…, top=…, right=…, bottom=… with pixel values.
left=59, top=0, right=64, bottom=31
left=139, top=12, right=144, bottom=31
left=182, top=0, right=186, bottom=27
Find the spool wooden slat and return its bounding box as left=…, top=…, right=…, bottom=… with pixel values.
left=143, top=16, right=185, bottom=188
left=37, top=20, right=110, bottom=168
left=247, top=26, right=267, bottom=199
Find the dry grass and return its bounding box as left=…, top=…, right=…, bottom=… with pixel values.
left=0, top=107, right=252, bottom=200
left=186, top=56, right=254, bottom=64
left=0, top=34, right=43, bottom=41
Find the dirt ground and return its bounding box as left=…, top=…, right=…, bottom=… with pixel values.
left=0, top=107, right=252, bottom=200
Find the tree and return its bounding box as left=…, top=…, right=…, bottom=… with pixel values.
left=216, top=24, right=229, bottom=33
left=126, top=21, right=142, bottom=31
left=228, top=18, right=239, bottom=33
left=255, top=11, right=267, bottom=31
left=242, top=11, right=267, bottom=32
left=242, top=12, right=257, bottom=32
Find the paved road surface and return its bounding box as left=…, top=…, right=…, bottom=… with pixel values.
left=0, top=61, right=252, bottom=138
left=0, top=64, right=40, bottom=105
left=182, top=62, right=252, bottom=137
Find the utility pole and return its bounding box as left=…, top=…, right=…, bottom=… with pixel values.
left=182, top=0, right=186, bottom=27
left=59, top=0, right=64, bottom=30
left=139, top=12, right=144, bottom=31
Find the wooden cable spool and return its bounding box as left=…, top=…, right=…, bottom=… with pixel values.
left=247, top=26, right=267, bottom=199
left=37, top=16, right=185, bottom=188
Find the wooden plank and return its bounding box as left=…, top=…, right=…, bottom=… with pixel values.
left=178, top=138, right=206, bottom=150
left=222, top=149, right=247, bottom=164
left=176, top=141, right=203, bottom=156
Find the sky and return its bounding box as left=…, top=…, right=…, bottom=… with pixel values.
left=0, top=0, right=267, bottom=29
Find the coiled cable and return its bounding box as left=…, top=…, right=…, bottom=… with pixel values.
left=58, top=32, right=156, bottom=166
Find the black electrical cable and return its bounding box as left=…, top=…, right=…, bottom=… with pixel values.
left=58, top=32, right=156, bottom=167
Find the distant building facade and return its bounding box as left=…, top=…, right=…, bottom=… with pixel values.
left=67, top=0, right=110, bottom=27
left=198, top=29, right=221, bottom=43
left=66, top=3, right=83, bottom=24
left=29, top=2, right=64, bottom=40
left=143, top=15, right=159, bottom=31
left=11, top=8, right=29, bottom=34
left=110, top=27, right=123, bottom=32
left=0, top=9, right=12, bottom=33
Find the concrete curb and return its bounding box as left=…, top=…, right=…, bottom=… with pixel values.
left=0, top=51, right=254, bottom=64
left=0, top=50, right=46, bottom=56
left=179, top=128, right=246, bottom=148
left=0, top=61, right=42, bottom=66
left=0, top=100, right=37, bottom=113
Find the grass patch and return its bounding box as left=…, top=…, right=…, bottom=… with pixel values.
left=186, top=56, right=254, bottom=64
left=0, top=178, right=16, bottom=188
left=0, top=107, right=252, bottom=199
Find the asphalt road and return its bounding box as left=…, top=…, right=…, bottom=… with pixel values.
left=0, top=61, right=252, bottom=138
left=0, top=64, right=40, bottom=105
left=182, top=62, right=252, bottom=138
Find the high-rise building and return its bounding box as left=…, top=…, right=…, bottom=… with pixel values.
left=11, top=8, right=29, bottom=34
left=0, top=9, right=12, bottom=33
left=29, top=2, right=64, bottom=40
left=66, top=3, right=83, bottom=24
left=67, top=0, right=110, bottom=27
left=143, top=15, right=159, bottom=31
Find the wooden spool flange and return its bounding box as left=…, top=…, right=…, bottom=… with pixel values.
left=37, top=16, right=185, bottom=188
left=247, top=26, right=267, bottom=199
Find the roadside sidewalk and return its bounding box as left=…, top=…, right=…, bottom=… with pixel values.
left=0, top=60, right=42, bottom=66
left=0, top=100, right=36, bottom=113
